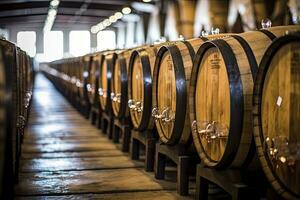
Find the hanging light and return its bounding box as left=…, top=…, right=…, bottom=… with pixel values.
left=97, top=23, right=104, bottom=30
left=109, top=16, right=117, bottom=23
left=122, top=7, right=131, bottom=15
left=48, top=9, right=57, bottom=17
left=103, top=19, right=111, bottom=26
left=114, top=12, right=123, bottom=19
left=50, top=0, right=60, bottom=7
left=91, top=25, right=99, bottom=34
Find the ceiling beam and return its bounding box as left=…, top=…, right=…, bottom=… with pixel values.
left=0, top=0, right=136, bottom=11
left=0, top=0, right=140, bottom=5
left=0, top=8, right=112, bottom=18
left=0, top=15, right=104, bottom=25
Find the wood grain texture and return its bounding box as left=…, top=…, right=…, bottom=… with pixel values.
left=87, top=53, right=102, bottom=105
left=153, top=38, right=205, bottom=145
left=112, top=49, right=132, bottom=118
left=128, top=45, right=160, bottom=130
left=261, top=42, right=300, bottom=196
left=196, top=47, right=230, bottom=163
left=20, top=156, right=143, bottom=172
left=21, top=150, right=125, bottom=159
left=15, top=168, right=176, bottom=196
left=16, top=190, right=194, bottom=200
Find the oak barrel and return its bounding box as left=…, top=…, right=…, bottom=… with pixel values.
left=128, top=44, right=163, bottom=131
left=76, top=57, right=87, bottom=103
left=189, top=25, right=300, bottom=169
left=152, top=35, right=230, bottom=145
left=98, top=52, right=117, bottom=113
left=111, top=49, right=132, bottom=119
left=0, top=40, right=15, bottom=199
left=253, top=33, right=300, bottom=199
left=86, top=53, right=103, bottom=106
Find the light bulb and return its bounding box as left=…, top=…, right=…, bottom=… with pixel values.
left=50, top=0, right=60, bottom=7
left=114, top=12, right=123, bottom=19
left=109, top=16, right=117, bottom=23
left=122, top=7, right=131, bottom=15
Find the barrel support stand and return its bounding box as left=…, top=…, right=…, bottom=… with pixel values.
left=131, top=129, right=156, bottom=171
left=89, top=105, right=101, bottom=129
left=100, top=111, right=113, bottom=139
left=112, top=118, right=131, bottom=152
left=195, top=164, right=258, bottom=200
left=80, top=100, right=90, bottom=119
left=75, top=96, right=82, bottom=112
left=155, top=143, right=198, bottom=196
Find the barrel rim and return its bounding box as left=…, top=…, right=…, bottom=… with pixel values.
left=91, top=53, right=102, bottom=107
left=153, top=43, right=187, bottom=145
left=253, top=34, right=300, bottom=199
left=99, top=52, right=116, bottom=113
left=128, top=48, right=152, bottom=131
left=91, top=54, right=102, bottom=105
left=189, top=39, right=244, bottom=168
left=112, top=54, right=128, bottom=119
left=82, top=55, right=91, bottom=107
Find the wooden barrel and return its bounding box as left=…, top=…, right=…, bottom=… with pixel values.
left=69, top=59, right=78, bottom=97
left=0, top=39, right=15, bottom=200
left=128, top=44, right=163, bottom=131
left=152, top=35, right=230, bottom=145
left=75, top=57, right=87, bottom=102
left=0, top=38, right=33, bottom=189
left=83, top=54, right=92, bottom=104
left=253, top=33, right=300, bottom=199
left=86, top=53, right=102, bottom=106
left=189, top=25, right=300, bottom=169
left=111, top=49, right=132, bottom=119
left=98, top=52, right=117, bottom=113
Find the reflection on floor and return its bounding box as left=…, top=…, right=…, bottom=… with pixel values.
left=15, top=74, right=193, bottom=200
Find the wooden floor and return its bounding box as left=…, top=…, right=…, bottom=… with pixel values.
left=14, top=74, right=194, bottom=199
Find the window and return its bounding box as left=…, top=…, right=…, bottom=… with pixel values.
left=69, top=31, right=90, bottom=56
left=17, top=31, right=36, bottom=57
left=43, top=31, right=63, bottom=62
left=97, top=30, right=116, bottom=51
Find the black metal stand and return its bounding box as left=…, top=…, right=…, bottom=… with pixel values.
left=196, top=164, right=259, bottom=200
left=155, top=143, right=198, bottom=196
left=89, top=106, right=101, bottom=129
left=112, top=118, right=131, bottom=152
left=80, top=100, right=90, bottom=119
left=131, top=129, right=156, bottom=171
left=100, top=112, right=113, bottom=139
left=75, top=96, right=81, bottom=112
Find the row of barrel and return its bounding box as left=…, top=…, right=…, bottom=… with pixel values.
left=43, top=25, right=300, bottom=199
left=0, top=39, right=34, bottom=199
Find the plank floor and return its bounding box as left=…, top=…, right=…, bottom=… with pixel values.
left=14, top=74, right=194, bottom=200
